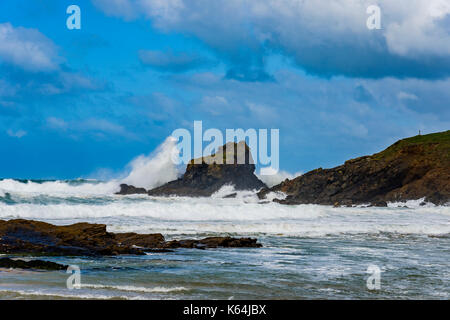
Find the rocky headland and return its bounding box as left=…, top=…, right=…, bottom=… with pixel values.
left=118, top=141, right=266, bottom=197
left=258, top=131, right=450, bottom=206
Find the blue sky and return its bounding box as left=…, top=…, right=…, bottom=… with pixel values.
left=1, top=0, right=449, bottom=179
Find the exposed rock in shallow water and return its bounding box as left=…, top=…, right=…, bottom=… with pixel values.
left=259, top=131, right=450, bottom=206
left=116, top=184, right=147, bottom=195
left=114, top=232, right=165, bottom=248
left=0, top=219, right=262, bottom=256
left=0, top=258, right=67, bottom=270
left=0, top=219, right=145, bottom=256
left=163, top=237, right=262, bottom=249
left=148, top=141, right=266, bottom=197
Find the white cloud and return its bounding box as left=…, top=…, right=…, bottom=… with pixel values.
left=200, top=95, right=229, bottom=115
left=0, top=23, right=61, bottom=72
left=7, top=129, right=27, bottom=138
left=397, top=91, right=419, bottom=101
left=246, top=102, right=278, bottom=122
left=384, top=0, right=450, bottom=56
left=79, top=118, right=127, bottom=135
left=46, top=117, right=136, bottom=140
left=46, top=117, right=68, bottom=130
left=91, top=0, right=140, bottom=20
left=92, top=0, right=450, bottom=77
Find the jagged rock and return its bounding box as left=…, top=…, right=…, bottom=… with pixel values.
left=0, top=258, right=67, bottom=271
left=370, top=201, right=388, bottom=207
left=259, top=131, right=450, bottom=206
left=162, top=237, right=262, bottom=249
left=0, top=219, right=146, bottom=256
left=223, top=193, right=237, bottom=198
left=114, top=232, right=165, bottom=248
left=116, top=184, right=147, bottom=195
left=148, top=141, right=266, bottom=197
left=0, top=219, right=262, bottom=256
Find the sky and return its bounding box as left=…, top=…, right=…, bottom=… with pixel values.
left=0, top=0, right=449, bottom=179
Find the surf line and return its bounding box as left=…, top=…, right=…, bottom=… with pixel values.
left=183, top=304, right=217, bottom=318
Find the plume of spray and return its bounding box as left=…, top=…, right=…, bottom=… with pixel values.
left=121, top=136, right=183, bottom=189
left=257, top=168, right=303, bottom=187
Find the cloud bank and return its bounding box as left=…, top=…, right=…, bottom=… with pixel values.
left=0, top=23, right=61, bottom=72
left=93, top=0, right=450, bottom=79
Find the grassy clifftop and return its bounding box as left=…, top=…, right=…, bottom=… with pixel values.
left=372, top=130, right=450, bottom=161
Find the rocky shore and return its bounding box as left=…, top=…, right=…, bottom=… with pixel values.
left=1, top=132, right=448, bottom=272
left=258, top=131, right=450, bottom=206
left=0, top=219, right=262, bottom=258
left=0, top=258, right=67, bottom=271
left=117, top=131, right=449, bottom=206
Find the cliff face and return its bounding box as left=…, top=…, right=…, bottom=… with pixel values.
left=259, top=131, right=450, bottom=206
left=147, top=141, right=266, bottom=197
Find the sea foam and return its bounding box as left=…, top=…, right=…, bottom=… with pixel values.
left=80, top=284, right=189, bottom=293
left=0, top=194, right=449, bottom=238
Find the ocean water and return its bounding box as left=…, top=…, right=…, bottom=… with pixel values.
left=0, top=178, right=449, bottom=300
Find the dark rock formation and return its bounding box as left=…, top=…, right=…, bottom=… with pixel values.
left=0, top=258, right=67, bottom=271
left=162, top=237, right=262, bottom=249
left=116, top=184, right=147, bottom=195
left=259, top=131, right=450, bottom=206
left=148, top=141, right=266, bottom=197
left=0, top=219, right=262, bottom=256
left=114, top=232, right=165, bottom=248
left=0, top=219, right=146, bottom=256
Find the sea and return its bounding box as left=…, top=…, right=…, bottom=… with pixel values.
left=0, top=178, right=449, bottom=300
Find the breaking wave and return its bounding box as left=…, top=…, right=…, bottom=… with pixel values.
left=0, top=179, right=119, bottom=196
left=0, top=137, right=182, bottom=198
left=0, top=289, right=145, bottom=300
left=80, top=284, right=189, bottom=293
left=0, top=195, right=449, bottom=237
left=121, top=136, right=182, bottom=189
left=257, top=169, right=303, bottom=187
left=0, top=135, right=449, bottom=240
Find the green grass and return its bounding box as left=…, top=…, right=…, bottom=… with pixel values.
left=372, top=130, right=450, bottom=160
left=397, top=130, right=450, bottom=145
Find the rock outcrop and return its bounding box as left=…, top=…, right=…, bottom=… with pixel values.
left=148, top=141, right=266, bottom=197
left=0, top=258, right=67, bottom=271
left=259, top=131, right=450, bottom=206
left=116, top=184, right=147, bottom=195
left=0, top=219, right=145, bottom=256
left=0, top=219, right=262, bottom=256
left=163, top=237, right=262, bottom=249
